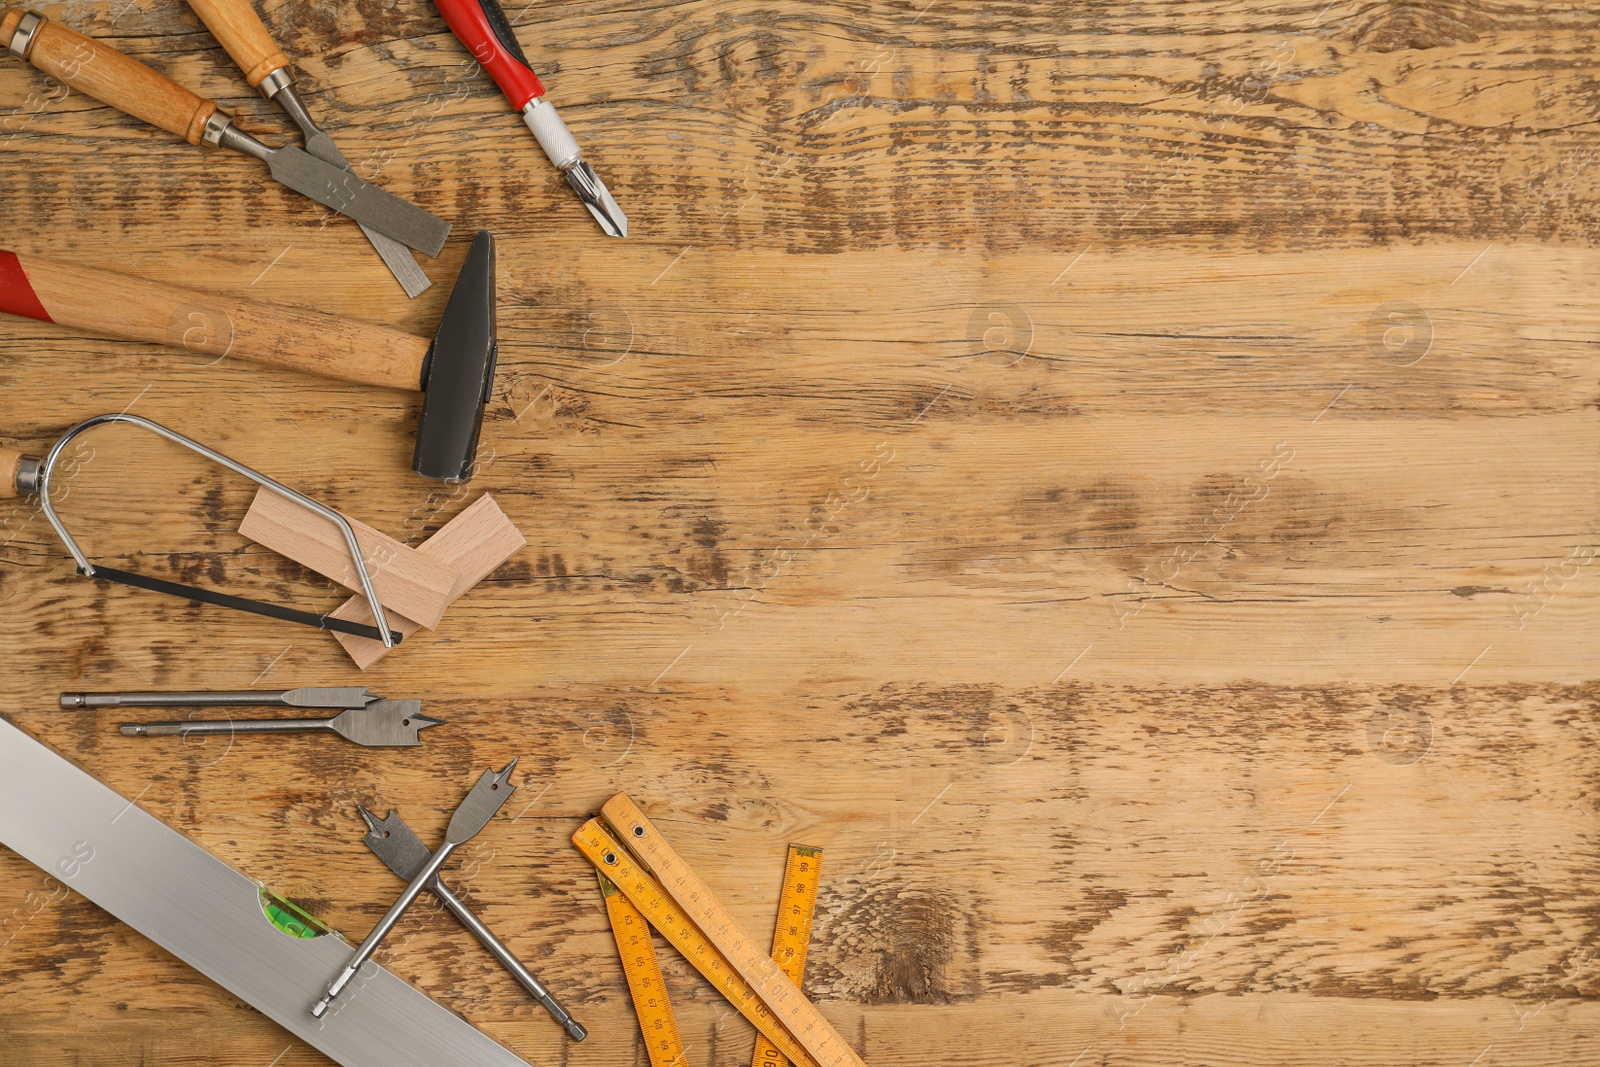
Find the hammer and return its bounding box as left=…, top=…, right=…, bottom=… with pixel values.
left=0, top=231, right=496, bottom=482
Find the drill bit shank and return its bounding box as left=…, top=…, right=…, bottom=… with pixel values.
left=63, top=687, right=380, bottom=710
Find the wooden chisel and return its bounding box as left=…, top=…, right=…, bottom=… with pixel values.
left=185, top=0, right=432, bottom=296
left=0, top=9, right=449, bottom=256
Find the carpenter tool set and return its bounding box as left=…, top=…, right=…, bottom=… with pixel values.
left=0, top=2, right=858, bottom=1065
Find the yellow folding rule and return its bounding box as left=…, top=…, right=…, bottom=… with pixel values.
left=575, top=792, right=858, bottom=1067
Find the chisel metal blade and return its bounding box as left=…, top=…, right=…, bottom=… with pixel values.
left=300, top=126, right=433, bottom=297
left=259, top=142, right=451, bottom=257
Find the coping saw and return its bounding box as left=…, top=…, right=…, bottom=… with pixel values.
left=0, top=412, right=400, bottom=646
left=0, top=232, right=496, bottom=481
left=184, top=0, right=433, bottom=296
left=0, top=717, right=530, bottom=1067
left=1, top=9, right=450, bottom=257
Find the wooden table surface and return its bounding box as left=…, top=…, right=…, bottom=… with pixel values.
left=3, top=1, right=1600, bottom=1064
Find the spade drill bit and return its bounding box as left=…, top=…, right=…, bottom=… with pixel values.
left=119, top=700, right=444, bottom=748
left=311, top=760, right=519, bottom=1018
left=358, top=805, right=586, bottom=1040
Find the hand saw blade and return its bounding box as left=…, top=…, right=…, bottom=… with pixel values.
left=0, top=717, right=525, bottom=1067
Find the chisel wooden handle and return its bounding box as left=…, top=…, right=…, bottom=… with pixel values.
left=1, top=9, right=219, bottom=145
left=0, top=250, right=430, bottom=392
left=185, top=0, right=288, bottom=88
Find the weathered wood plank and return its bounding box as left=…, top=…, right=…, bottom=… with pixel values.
left=4, top=682, right=1600, bottom=1065
left=3, top=0, right=1599, bottom=1063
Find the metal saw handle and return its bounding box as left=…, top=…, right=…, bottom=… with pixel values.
left=185, top=0, right=288, bottom=88
left=1, top=8, right=221, bottom=145
left=0, top=249, right=430, bottom=392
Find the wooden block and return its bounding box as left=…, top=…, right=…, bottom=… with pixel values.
left=330, top=493, right=526, bottom=669
left=238, top=490, right=461, bottom=630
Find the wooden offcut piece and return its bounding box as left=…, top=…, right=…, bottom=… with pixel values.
left=239, top=490, right=461, bottom=630
left=329, top=493, right=526, bottom=669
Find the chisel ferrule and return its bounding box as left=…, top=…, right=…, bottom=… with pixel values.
left=8, top=10, right=41, bottom=59
left=257, top=65, right=293, bottom=101
left=199, top=109, right=234, bottom=149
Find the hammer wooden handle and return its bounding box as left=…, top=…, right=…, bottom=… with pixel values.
left=1, top=9, right=219, bottom=145
left=185, top=0, right=289, bottom=88
left=0, top=250, right=429, bottom=392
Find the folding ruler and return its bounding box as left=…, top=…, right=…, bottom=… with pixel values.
left=575, top=792, right=855, bottom=1067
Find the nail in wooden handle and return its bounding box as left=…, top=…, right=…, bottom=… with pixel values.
left=0, top=250, right=430, bottom=392
left=1, top=8, right=219, bottom=145
left=185, top=0, right=288, bottom=88
left=0, top=446, right=28, bottom=500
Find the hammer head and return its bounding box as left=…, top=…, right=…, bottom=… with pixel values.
left=413, top=230, right=497, bottom=483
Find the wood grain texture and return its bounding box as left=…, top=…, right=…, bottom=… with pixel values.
left=2, top=0, right=1599, bottom=1064
left=239, top=487, right=461, bottom=629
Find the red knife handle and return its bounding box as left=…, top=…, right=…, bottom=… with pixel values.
left=433, top=0, right=544, bottom=109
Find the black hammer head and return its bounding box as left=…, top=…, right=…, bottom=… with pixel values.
left=413, top=230, right=497, bottom=483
